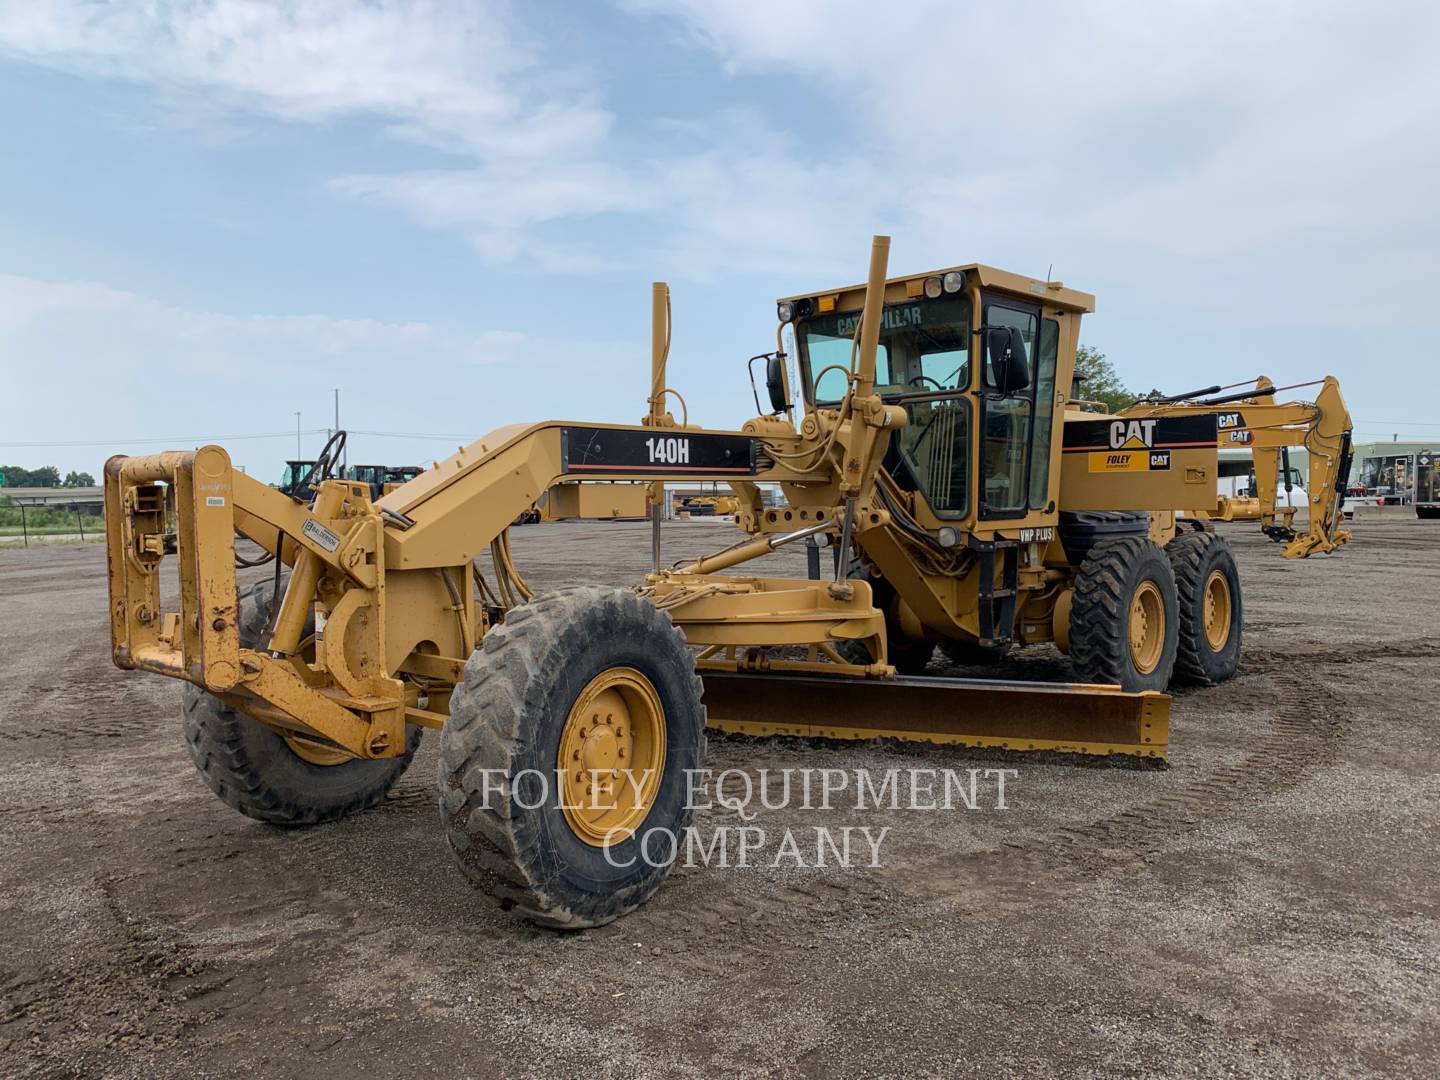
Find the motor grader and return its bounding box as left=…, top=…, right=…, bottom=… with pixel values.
left=103, top=236, right=1353, bottom=927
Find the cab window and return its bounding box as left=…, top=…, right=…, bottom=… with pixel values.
left=810, top=338, right=890, bottom=402
left=895, top=398, right=971, bottom=518
left=1028, top=318, right=1060, bottom=509
left=800, top=296, right=969, bottom=403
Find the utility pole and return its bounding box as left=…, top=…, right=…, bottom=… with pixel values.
left=334, top=388, right=344, bottom=469
left=295, top=412, right=302, bottom=458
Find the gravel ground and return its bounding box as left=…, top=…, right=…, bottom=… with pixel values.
left=1, top=517, right=1437, bottom=1078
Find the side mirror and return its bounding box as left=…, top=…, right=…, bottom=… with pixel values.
left=986, top=327, right=1031, bottom=395
left=765, top=354, right=790, bottom=413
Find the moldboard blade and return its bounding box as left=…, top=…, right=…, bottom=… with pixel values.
left=699, top=671, right=1168, bottom=758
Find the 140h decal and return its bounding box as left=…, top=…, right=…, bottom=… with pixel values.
left=560, top=427, right=757, bottom=475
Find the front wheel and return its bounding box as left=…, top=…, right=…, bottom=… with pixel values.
left=939, top=639, right=1013, bottom=667
left=182, top=579, right=422, bottom=825
left=439, top=587, right=706, bottom=929
left=833, top=563, right=935, bottom=674
left=838, top=633, right=934, bottom=674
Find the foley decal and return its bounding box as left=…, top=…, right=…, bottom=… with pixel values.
left=1089, top=448, right=1172, bottom=473
left=1062, top=414, right=1216, bottom=474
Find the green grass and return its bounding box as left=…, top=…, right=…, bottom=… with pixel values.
left=0, top=523, right=104, bottom=536
left=0, top=533, right=104, bottom=547
left=0, top=507, right=104, bottom=535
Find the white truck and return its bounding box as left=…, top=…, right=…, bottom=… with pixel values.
left=1217, top=449, right=1308, bottom=511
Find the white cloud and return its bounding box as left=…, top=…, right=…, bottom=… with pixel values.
left=625, top=0, right=1440, bottom=268
left=332, top=161, right=651, bottom=263
left=0, top=0, right=608, bottom=159
left=3, top=1, right=1437, bottom=472
left=3, top=0, right=1438, bottom=296
left=0, top=272, right=646, bottom=477
left=0, top=273, right=511, bottom=363
left=0, top=1, right=640, bottom=267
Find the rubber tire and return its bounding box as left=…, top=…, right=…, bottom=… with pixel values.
left=438, top=587, right=706, bottom=929
left=182, top=578, right=422, bottom=825
left=1069, top=536, right=1179, bottom=693
left=1417, top=507, right=1440, bottom=520
left=832, top=563, right=935, bottom=675
left=1166, top=531, right=1243, bottom=686
left=836, top=633, right=934, bottom=674
left=887, top=638, right=937, bottom=675
left=938, top=639, right=1013, bottom=666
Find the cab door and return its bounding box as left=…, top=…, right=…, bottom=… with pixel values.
left=978, top=298, right=1060, bottom=520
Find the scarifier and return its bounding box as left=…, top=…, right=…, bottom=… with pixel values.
left=103, top=236, right=1353, bottom=926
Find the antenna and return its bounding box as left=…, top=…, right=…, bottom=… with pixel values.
left=1046, top=262, right=1053, bottom=282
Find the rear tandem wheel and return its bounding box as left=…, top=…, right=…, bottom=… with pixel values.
left=1166, top=530, right=1243, bottom=686
left=1068, top=536, right=1180, bottom=693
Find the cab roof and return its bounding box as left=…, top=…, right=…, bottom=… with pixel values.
left=777, top=263, right=1095, bottom=315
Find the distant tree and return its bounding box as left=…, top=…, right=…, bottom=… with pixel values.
left=1073, top=345, right=1138, bottom=413
left=62, top=470, right=96, bottom=487
left=0, top=465, right=62, bottom=487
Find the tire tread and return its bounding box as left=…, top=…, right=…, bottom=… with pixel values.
left=439, top=586, right=706, bottom=929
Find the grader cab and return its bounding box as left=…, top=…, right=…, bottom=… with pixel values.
left=103, top=236, right=1354, bottom=927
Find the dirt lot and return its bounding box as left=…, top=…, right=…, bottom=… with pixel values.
left=2, top=518, right=1437, bottom=1078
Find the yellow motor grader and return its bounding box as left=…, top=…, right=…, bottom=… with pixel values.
left=103, top=237, right=1353, bottom=927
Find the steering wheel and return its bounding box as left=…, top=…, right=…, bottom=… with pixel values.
left=908, top=375, right=945, bottom=391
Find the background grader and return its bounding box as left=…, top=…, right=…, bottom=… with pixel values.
left=103, top=237, right=1353, bottom=927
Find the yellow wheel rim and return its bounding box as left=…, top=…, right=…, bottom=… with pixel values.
left=282, top=731, right=352, bottom=767
left=1128, top=580, right=1165, bottom=675
left=558, top=667, right=667, bottom=847
left=1202, top=569, right=1233, bottom=652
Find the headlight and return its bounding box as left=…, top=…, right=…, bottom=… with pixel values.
left=777, top=301, right=794, bottom=323
left=923, top=276, right=943, bottom=299
left=936, top=526, right=960, bottom=547
left=943, top=270, right=965, bottom=294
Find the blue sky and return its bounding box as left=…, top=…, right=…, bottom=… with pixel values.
left=2, top=0, right=1438, bottom=481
